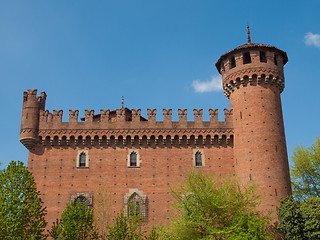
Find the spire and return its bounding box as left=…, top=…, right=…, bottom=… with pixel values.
left=247, top=25, right=251, bottom=44
left=121, top=96, right=124, bottom=109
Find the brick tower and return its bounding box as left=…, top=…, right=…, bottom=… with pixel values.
left=215, top=27, right=292, bottom=214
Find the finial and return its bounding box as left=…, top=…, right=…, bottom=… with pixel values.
left=247, top=25, right=251, bottom=43
left=121, top=96, right=124, bottom=109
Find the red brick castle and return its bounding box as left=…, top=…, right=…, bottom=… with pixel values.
left=20, top=31, right=292, bottom=228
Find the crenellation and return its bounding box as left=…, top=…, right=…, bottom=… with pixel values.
left=100, top=109, right=110, bottom=122
left=193, top=109, right=203, bottom=125
left=178, top=109, right=187, bottom=125
left=131, top=109, right=141, bottom=122
left=69, top=110, right=79, bottom=122
left=85, top=110, right=94, bottom=122
left=147, top=109, right=156, bottom=123
left=209, top=108, right=218, bottom=124
left=53, top=110, right=63, bottom=122
left=40, top=110, right=49, bottom=123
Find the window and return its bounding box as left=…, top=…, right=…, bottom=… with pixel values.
left=124, top=189, right=147, bottom=220
left=193, top=149, right=205, bottom=167
left=243, top=52, right=251, bottom=64
left=260, top=51, right=267, bottom=62
left=130, top=152, right=137, bottom=167
left=230, top=56, right=236, bottom=69
left=79, top=153, right=86, bottom=167
left=128, top=192, right=141, bottom=217
left=77, top=151, right=89, bottom=168
left=195, top=151, right=202, bottom=166
left=70, top=192, right=93, bottom=207
left=274, top=54, right=278, bottom=65
left=127, top=149, right=140, bottom=168
left=73, top=195, right=87, bottom=206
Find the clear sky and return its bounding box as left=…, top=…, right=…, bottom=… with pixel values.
left=0, top=0, right=319, bottom=169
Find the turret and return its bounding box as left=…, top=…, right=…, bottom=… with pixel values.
left=20, top=89, right=46, bottom=149
left=216, top=28, right=292, bottom=215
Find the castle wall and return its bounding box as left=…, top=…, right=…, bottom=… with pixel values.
left=28, top=140, right=234, bottom=228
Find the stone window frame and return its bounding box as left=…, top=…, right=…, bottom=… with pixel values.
left=124, top=189, right=147, bottom=220
left=127, top=149, right=141, bottom=168
left=77, top=150, right=89, bottom=168
left=193, top=149, right=205, bottom=167
left=70, top=192, right=93, bottom=208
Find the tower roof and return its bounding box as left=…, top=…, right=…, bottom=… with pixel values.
left=215, top=42, right=288, bottom=74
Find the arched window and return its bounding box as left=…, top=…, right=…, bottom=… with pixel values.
left=128, top=192, right=141, bottom=217
left=130, top=152, right=137, bottom=167
left=73, top=195, right=87, bottom=206
left=79, top=152, right=86, bottom=167
left=195, top=151, right=202, bottom=166
left=71, top=192, right=93, bottom=208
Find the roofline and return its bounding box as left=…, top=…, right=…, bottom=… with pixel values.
left=215, top=43, right=288, bottom=74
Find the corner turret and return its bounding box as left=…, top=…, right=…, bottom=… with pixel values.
left=216, top=30, right=292, bottom=216
left=20, top=89, right=46, bottom=149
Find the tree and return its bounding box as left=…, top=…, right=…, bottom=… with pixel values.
left=291, top=137, right=320, bottom=201
left=277, top=196, right=320, bottom=239
left=50, top=199, right=100, bottom=240
left=0, top=160, right=47, bottom=239
left=167, top=170, right=273, bottom=240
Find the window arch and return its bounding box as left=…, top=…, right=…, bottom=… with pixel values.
left=128, top=192, right=141, bottom=217
left=70, top=192, right=93, bottom=207
left=193, top=149, right=205, bottom=167
left=124, top=189, right=147, bottom=220
left=77, top=150, right=89, bottom=168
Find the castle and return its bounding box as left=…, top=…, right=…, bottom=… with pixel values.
left=20, top=31, right=292, bottom=228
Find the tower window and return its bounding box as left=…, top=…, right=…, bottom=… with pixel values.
left=79, top=153, right=86, bottom=167
left=230, top=56, right=236, bottom=69
left=260, top=51, right=267, bottom=63
left=243, top=52, right=251, bottom=64
left=195, top=152, right=202, bottom=166
left=130, top=152, right=137, bottom=167
left=127, top=149, right=140, bottom=168
left=77, top=151, right=89, bottom=168
left=274, top=54, right=278, bottom=65
left=193, top=149, right=205, bottom=167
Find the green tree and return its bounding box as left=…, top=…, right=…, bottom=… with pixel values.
left=107, top=211, right=141, bottom=240
left=291, top=137, right=320, bottom=201
left=51, top=199, right=100, bottom=240
left=277, top=196, right=320, bottom=239
left=0, top=160, right=47, bottom=239
left=167, top=170, right=273, bottom=240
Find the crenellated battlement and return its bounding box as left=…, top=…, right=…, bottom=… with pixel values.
left=20, top=91, right=235, bottom=149
left=37, top=106, right=233, bottom=128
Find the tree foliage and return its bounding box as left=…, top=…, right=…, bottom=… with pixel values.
left=0, top=160, right=47, bottom=239
left=291, top=137, right=320, bottom=201
left=277, top=196, right=320, bottom=239
left=49, top=199, right=100, bottom=240
left=168, top=170, right=273, bottom=240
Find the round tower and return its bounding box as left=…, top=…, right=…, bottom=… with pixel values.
left=20, top=89, right=46, bottom=150
left=215, top=28, right=292, bottom=215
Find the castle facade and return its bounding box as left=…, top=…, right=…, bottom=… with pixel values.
left=20, top=35, right=292, bottom=228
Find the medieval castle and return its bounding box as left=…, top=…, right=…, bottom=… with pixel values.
left=20, top=31, right=292, bottom=228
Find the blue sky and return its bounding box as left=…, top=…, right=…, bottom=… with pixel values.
left=0, top=0, right=319, bottom=169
